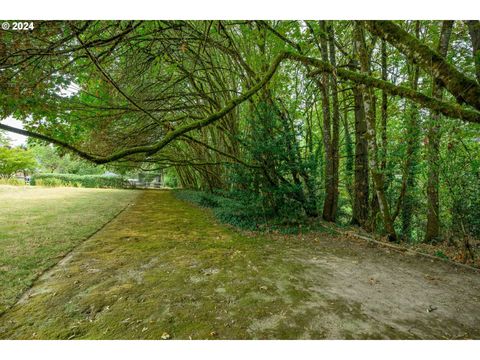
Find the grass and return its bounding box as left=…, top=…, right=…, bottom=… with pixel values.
left=1, top=189, right=479, bottom=339
left=0, top=190, right=333, bottom=339
left=0, top=185, right=139, bottom=314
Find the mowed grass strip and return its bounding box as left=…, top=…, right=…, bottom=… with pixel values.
left=0, top=185, right=139, bottom=313
left=0, top=191, right=319, bottom=340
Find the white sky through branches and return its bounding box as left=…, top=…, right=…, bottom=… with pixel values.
left=0, top=117, right=27, bottom=146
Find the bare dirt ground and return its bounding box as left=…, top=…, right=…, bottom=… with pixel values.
left=0, top=190, right=479, bottom=339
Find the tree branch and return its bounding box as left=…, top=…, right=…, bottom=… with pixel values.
left=287, top=52, right=480, bottom=123
left=365, top=20, right=480, bottom=110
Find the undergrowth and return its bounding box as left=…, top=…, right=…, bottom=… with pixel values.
left=31, top=173, right=125, bottom=188
left=174, top=189, right=330, bottom=235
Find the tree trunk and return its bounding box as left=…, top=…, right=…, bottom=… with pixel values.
left=465, top=20, right=480, bottom=83
left=425, top=21, right=454, bottom=243
left=355, top=21, right=397, bottom=241
left=319, top=20, right=338, bottom=222
left=328, top=22, right=340, bottom=221
left=380, top=38, right=388, bottom=174
left=351, top=84, right=369, bottom=227
left=343, top=96, right=354, bottom=203
left=397, top=22, right=421, bottom=240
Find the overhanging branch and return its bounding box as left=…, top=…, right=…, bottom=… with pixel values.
left=365, top=20, right=480, bottom=111
left=2, top=49, right=479, bottom=167
left=285, top=52, right=480, bottom=123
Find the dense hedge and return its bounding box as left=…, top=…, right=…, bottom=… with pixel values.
left=30, top=173, right=126, bottom=188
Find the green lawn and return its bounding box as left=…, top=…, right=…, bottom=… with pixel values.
left=0, top=185, right=139, bottom=313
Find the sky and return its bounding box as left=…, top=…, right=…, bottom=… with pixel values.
left=0, top=117, right=27, bottom=146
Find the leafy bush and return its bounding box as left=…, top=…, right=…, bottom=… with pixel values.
left=175, top=190, right=261, bottom=229
left=226, top=103, right=319, bottom=221
left=163, top=168, right=179, bottom=188
left=34, top=178, right=64, bottom=187
left=31, top=173, right=126, bottom=188
left=174, top=189, right=328, bottom=234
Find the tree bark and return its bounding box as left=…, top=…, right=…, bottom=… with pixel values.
left=425, top=21, right=454, bottom=243
left=343, top=95, right=354, bottom=204
left=380, top=39, right=388, bottom=174
left=319, top=20, right=338, bottom=222
left=355, top=21, right=397, bottom=241
left=466, top=20, right=480, bottom=83
left=366, top=20, right=480, bottom=110
left=399, top=54, right=420, bottom=239
left=351, top=43, right=369, bottom=228
left=392, top=22, right=421, bottom=240
left=327, top=22, right=340, bottom=221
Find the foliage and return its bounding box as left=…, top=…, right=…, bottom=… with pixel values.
left=29, top=144, right=104, bottom=175
left=163, top=168, right=179, bottom=188
left=30, top=173, right=126, bottom=188
left=174, top=190, right=262, bottom=230
left=434, top=250, right=449, bottom=259
left=0, top=146, right=37, bottom=177
left=175, top=189, right=328, bottom=234
left=0, top=131, right=11, bottom=146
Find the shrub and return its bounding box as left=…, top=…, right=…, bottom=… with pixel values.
left=34, top=178, right=64, bottom=187
left=174, top=189, right=328, bottom=234
left=31, top=173, right=126, bottom=188
left=163, top=168, right=179, bottom=188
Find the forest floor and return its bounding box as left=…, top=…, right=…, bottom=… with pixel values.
left=0, top=189, right=479, bottom=339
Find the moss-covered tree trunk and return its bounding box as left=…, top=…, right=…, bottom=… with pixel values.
left=465, top=20, right=480, bottom=83
left=393, top=22, right=421, bottom=240
left=355, top=21, right=397, bottom=241
left=366, top=20, right=480, bottom=111
left=318, top=20, right=338, bottom=222
left=425, top=21, right=454, bottom=243
left=350, top=29, right=370, bottom=228
left=351, top=86, right=369, bottom=227
left=343, top=94, right=354, bottom=205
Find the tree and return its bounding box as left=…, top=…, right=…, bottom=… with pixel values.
left=355, top=21, right=397, bottom=241
left=0, top=146, right=37, bottom=177
left=425, top=21, right=454, bottom=243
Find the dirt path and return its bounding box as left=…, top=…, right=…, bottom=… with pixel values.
left=1, top=191, right=479, bottom=339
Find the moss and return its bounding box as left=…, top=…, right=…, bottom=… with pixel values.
left=297, top=53, right=480, bottom=124
left=0, top=191, right=316, bottom=339
left=366, top=21, right=480, bottom=111
left=1, top=191, right=479, bottom=339
left=0, top=186, right=139, bottom=314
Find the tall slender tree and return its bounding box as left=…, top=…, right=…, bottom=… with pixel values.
left=425, top=20, right=454, bottom=243
left=355, top=21, right=397, bottom=241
